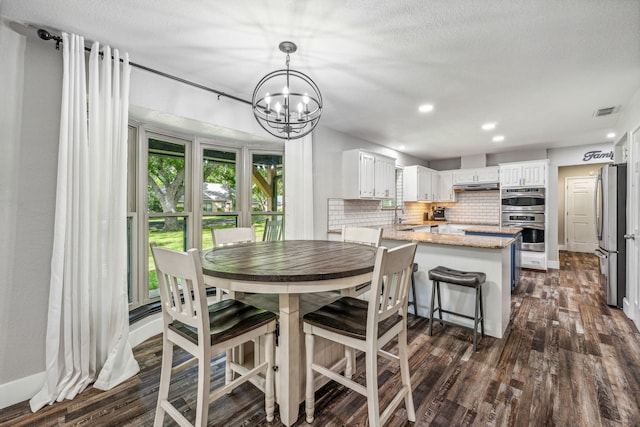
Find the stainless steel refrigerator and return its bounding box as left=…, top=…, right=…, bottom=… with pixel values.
left=595, top=163, right=627, bottom=307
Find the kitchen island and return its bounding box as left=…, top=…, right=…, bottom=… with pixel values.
left=329, top=224, right=515, bottom=339
left=382, top=224, right=513, bottom=339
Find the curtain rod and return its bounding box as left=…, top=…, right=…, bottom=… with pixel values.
left=36, top=28, right=252, bottom=106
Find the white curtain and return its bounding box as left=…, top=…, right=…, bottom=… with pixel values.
left=284, top=134, right=315, bottom=239
left=30, top=33, right=139, bottom=412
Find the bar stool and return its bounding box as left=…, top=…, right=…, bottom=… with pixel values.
left=406, top=262, right=419, bottom=316
left=428, top=266, right=486, bottom=351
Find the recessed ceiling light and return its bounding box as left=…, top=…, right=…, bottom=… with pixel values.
left=418, top=104, right=434, bottom=113
left=482, top=122, right=497, bottom=131
left=607, top=132, right=616, bottom=139
left=492, top=135, right=505, bottom=142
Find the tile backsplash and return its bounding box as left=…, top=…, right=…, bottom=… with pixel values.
left=327, top=190, right=500, bottom=231
left=443, top=190, right=500, bottom=224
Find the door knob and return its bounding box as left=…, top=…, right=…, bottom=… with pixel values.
left=624, top=234, right=636, bottom=240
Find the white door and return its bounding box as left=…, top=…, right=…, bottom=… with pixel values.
left=628, top=127, right=640, bottom=329
left=565, top=176, right=597, bottom=253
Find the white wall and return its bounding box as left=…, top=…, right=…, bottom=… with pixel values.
left=0, top=23, right=61, bottom=404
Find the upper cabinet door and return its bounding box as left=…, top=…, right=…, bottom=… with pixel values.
left=521, top=162, right=546, bottom=186
left=500, top=161, right=548, bottom=188
left=359, top=152, right=376, bottom=197
left=404, top=165, right=436, bottom=201
left=453, top=169, right=478, bottom=185
left=374, top=155, right=396, bottom=199
left=475, top=166, right=500, bottom=183
left=342, top=149, right=396, bottom=199
left=500, top=164, right=523, bottom=187
left=438, top=170, right=455, bottom=202
left=453, top=166, right=499, bottom=184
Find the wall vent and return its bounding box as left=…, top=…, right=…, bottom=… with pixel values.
left=593, top=106, right=621, bottom=117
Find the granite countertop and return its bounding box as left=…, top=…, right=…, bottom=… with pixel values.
left=381, top=226, right=515, bottom=249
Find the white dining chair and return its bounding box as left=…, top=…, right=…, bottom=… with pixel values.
left=263, top=219, right=283, bottom=241
left=303, top=242, right=417, bottom=427
left=150, top=243, right=277, bottom=427
left=211, top=227, right=257, bottom=301
left=212, top=226, right=256, bottom=247
left=341, top=225, right=383, bottom=296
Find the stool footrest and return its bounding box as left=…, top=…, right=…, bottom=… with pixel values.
left=429, top=317, right=483, bottom=334
left=433, top=308, right=483, bottom=323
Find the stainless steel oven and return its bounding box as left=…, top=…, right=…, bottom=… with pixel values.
left=501, top=213, right=545, bottom=252
left=501, top=187, right=545, bottom=212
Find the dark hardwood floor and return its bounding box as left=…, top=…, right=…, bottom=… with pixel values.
left=3, top=252, right=640, bottom=426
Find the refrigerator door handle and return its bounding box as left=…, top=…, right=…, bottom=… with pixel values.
left=594, top=172, right=602, bottom=241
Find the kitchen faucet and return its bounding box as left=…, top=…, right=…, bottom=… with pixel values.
left=393, top=205, right=405, bottom=224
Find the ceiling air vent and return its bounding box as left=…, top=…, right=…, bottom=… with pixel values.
left=593, top=106, right=621, bottom=117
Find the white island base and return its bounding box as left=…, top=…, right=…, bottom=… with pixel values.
left=383, top=239, right=512, bottom=339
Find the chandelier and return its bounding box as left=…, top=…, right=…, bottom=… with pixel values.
left=252, top=41, right=323, bottom=140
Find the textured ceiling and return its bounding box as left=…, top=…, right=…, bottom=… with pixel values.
left=3, top=0, right=640, bottom=160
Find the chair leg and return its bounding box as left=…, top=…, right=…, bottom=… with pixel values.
left=305, top=332, right=315, bottom=423
left=480, top=286, right=485, bottom=337
left=410, top=271, right=418, bottom=315
left=473, top=287, right=480, bottom=352
left=195, top=351, right=211, bottom=427
left=435, top=281, right=443, bottom=322
left=153, top=338, right=174, bottom=427
left=398, top=325, right=416, bottom=422
left=225, top=349, right=233, bottom=386
left=265, top=332, right=275, bottom=422
left=345, top=346, right=353, bottom=379
left=429, top=280, right=436, bottom=336
left=365, top=349, right=381, bottom=426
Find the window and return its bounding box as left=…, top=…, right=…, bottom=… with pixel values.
left=146, top=134, right=191, bottom=300
left=250, top=151, right=284, bottom=240
left=201, top=145, right=240, bottom=248
left=126, top=125, right=284, bottom=309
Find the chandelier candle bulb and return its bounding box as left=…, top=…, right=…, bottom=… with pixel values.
left=275, top=102, right=282, bottom=121
left=265, top=93, right=271, bottom=112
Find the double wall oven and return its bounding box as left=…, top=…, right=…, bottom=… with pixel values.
left=501, top=188, right=545, bottom=252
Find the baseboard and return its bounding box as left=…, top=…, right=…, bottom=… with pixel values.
left=0, top=314, right=163, bottom=410
left=128, top=312, right=163, bottom=348
left=623, top=297, right=632, bottom=320
left=0, top=371, right=45, bottom=410
left=547, top=260, right=560, bottom=269
left=558, top=244, right=567, bottom=251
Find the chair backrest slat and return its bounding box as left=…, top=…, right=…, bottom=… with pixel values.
left=368, top=243, right=417, bottom=333
left=212, top=227, right=256, bottom=248
left=341, top=225, right=382, bottom=247
left=151, top=243, right=208, bottom=331
left=263, top=219, right=283, bottom=241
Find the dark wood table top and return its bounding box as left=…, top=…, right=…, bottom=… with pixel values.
left=201, top=240, right=377, bottom=282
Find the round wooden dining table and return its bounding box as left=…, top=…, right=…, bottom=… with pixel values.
left=201, top=240, right=377, bottom=427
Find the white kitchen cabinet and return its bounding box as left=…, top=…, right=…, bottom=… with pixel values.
left=521, top=250, right=547, bottom=270
left=373, top=155, right=396, bottom=199
left=499, top=160, right=548, bottom=188
left=453, top=166, right=499, bottom=185
left=343, top=149, right=396, bottom=199
left=403, top=165, right=437, bottom=201
left=437, top=170, right=455, bottom=201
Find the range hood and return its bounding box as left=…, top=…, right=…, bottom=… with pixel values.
left=453, top=182, right=500, bottom=192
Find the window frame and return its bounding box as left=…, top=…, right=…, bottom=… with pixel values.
left=127, top=123, right=284, bottom=310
